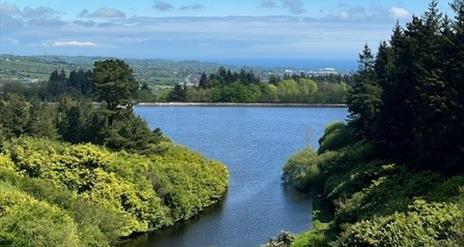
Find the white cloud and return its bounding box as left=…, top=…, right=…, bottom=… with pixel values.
left=80, top=8, right=126, bottom=18
left=339, top=11, right=350, bottom=20
left=48, top=40, right=100, bottom=47
left=0, top=3, right=21, bottom=16
left=22, top=6, right=58, bottom=18
left=153, top=1, right=174, bottom=11
left=389, top=7, right=411, bottom=19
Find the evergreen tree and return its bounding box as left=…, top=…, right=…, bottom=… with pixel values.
left=103, top=115, right=163, bottom=154
left=168, top=84, right=186, bottom=102
left=92, top=59, right=138, bottom=127
left=370, top=1, right=464, bottom=171
left=0, top=95, right=31, bottom=138
left=268, top=74, right=281, bottom=84
left=347, top=44, right=381, bottom=139
left=27, top=98, right=58, bottom=139
left=141, top=83, right=150, bottom=91
left=199, top=73, right=209, bottom=88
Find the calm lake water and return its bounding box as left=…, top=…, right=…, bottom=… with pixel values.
left=127, top=106, right=347, bottom=247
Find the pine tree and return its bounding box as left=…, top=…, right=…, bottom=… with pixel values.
left=199, top=73, right=209, bottom=88
left=347, top=44, right=381, bottom=139
left=0, top=95, right=31, bottom=138
left=92, top=59, right=138, bottom=127
left=168, top=84, right=186, bottom=102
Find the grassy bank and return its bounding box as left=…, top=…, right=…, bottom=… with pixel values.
left=0, top=138, right=228, bottom=247
left=282, top=122, right=464, bottom=246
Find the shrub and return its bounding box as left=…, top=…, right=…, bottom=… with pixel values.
left=338, top=199, right=464, bottom=247
left=0, top=183, right=81, bottom=247
left=0, top=137, right=229, bottom=244
left=318, top=122, right=356, bottom=154
left=282, top=149, right=319, bottom=190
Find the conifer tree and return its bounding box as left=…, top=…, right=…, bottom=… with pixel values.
left=92, top=59, right=138, bottom=127
left=199, top=73, right=209, bottom=88
left=347, top=44, right=381, bottom=139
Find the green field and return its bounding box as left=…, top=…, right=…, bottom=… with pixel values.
left=0, top=54, right=228, bottom=86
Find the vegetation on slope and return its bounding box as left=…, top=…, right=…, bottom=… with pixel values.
left=283, top=123, right=464, bottom=246
left=0, top=59, right=229, bottom=246
left=0, top=138, right=228, bottom=246
left=281, top=1, right=464, bottom=246
left=0, top=55, right=225, bottom=86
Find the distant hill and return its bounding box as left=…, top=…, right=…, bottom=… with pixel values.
left=0, top=54, right=349, bottom=87
left=0, top=54, right=232, bottom=86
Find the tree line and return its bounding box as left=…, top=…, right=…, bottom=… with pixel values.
left=168, top=67, right=351, bottom=103
left=348, top=0, right=464, bottom=172
left=0, top=59, right=162, bottom=154
left=1, top=65, right=351, bottom=104
left=0, top=68, right=158, bottom=102
left=281, top=2, right=464, bottom=246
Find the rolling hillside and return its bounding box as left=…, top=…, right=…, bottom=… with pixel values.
left=0, top=54, right=230, bottom=86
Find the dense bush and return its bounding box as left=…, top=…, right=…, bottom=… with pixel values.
left=0, top=59, right=229, bottom=246
left=0, top=183, right=82, bottom=247
left=282, top=149, right=320, bottom=190
left=283, top=120, right=464, bottom=246
left=318, top=122, right=356, bottom=154
left=0, top=137, right=228, bottom=246
left=338, top=199, right=464, bottom=247
left=283, top=134, right=375, bottom=192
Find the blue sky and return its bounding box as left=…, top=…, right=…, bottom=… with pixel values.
left=0, top=1, right=456, bottom=68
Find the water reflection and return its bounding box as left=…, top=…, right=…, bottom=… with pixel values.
left=125, top=106, right=347, bottom=247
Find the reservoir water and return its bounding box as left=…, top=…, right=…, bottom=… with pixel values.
left=127, top=106, right=348, bottom=247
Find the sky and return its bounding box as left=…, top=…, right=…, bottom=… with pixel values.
left=0, top=0, right=456, bottom=68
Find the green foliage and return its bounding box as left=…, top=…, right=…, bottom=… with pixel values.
left=338, top=199, right=464, bottom=247
left=0, top=137, right=228, bottom=246
left=283, top=2, right=464, bottom=246
left=92, top=59, right=138, bottom=126
left=283, top=110, right=464, bottom=246
left=0, top=183, right=82, bottom=247
left=0, top=92, right=162, bottom=154
left=282, top=139, right=376, bottom=192
left=0, top=95, right=33, bottom=138
left=291, top=221, right=332, bottom=247
left=318, top=122, right=356, bottom=154
left=342, top=1, right=464, bottom=171
left=282, top=148, right=320, bottom=191
left=347, top=44, right=381, bottom=139
left=168, top=67, right=349, bottom=103
left=168, top=84, right=187, bottom=102
left=0, top=95, right=58, bottom=140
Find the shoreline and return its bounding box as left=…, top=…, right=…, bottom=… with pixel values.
left=136, top=102, right=347, bottom=108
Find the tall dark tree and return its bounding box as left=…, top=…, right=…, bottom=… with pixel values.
left=199, top=73, right=209, bottom=88
left=168, top=84, right=186, bottom=102
left=347, top=44, right=381, bottom=139
left=27, top=98, right=58, bottom=139
left=49, top=69, right=67, bottom=82
left=369, top=1, right=464, bottom=172
left=68, top=69, right=93, bottom=96
left=92, top=59, right=138, bottom=127
left=45, top=69, right=68, bottom=100
left=140, top=83, right=150, bottom=91
left=0, top=95, right=31, bottom=138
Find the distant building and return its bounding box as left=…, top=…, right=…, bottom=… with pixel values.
left=184, top=73, right=202, bottom=87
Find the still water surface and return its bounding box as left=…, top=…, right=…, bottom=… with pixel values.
left=127, top=106, right=347, bottom=247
